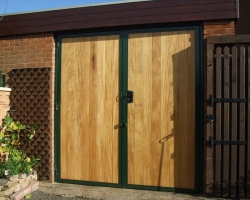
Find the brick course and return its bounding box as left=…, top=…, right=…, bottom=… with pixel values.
left=0, top=34, right=55, bottom=73
left=203, top=20, right=235, bottom=39
left=203, top=19, right=235, bottom=72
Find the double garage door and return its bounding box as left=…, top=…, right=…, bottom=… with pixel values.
left=57, top=27, right=201, bottom=191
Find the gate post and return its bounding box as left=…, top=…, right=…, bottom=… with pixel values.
left=205, top=43, right=214, bottom=195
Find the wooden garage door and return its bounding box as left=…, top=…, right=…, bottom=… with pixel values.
left=127, top=30, right=196, bottom=188
left=60, top=35, right=120, bottom=183
left=58, top=29, right=198, bottom=189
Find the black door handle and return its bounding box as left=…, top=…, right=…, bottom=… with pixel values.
left=125, top=90, right=133, bottom=103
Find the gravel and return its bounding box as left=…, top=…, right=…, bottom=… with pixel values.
left=26, top=190, right=90, bottom=200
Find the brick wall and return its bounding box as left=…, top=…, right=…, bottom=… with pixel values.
left=0, top=34, right=55, bottom=182
left=0, top=34, right=55, bottom=73
left=203, top=20, right=235, bottom=38
left=0, top=88, right=11, bottom=120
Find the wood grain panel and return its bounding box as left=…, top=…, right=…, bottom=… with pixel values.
left=206, top=35, right=250, bottom=198
left=60, top=35, right=119, bottom=183
left=231, top=46, right=237, bottom=197
left=215, top=47, right=222, bottom=196
left=206, top=43, right=215, bottom=195
left=223, top=47, right=229, bottom=197
left=239, top=46, right=245, bottom=197
left=186, top=30, right=196, bottom=188
left=128, top=30, right=196, bottom=188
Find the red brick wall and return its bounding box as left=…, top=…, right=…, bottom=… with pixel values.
left=203, top=20, right=235, bottom=38
left=0, top=34, right=55, bottom=73
left=0, top=34, right=55, bottom=182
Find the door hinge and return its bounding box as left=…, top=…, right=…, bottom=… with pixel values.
left=209, top=94, right=247, bottom=107
left=54, top=165, right=59, bottom=177
left=56, top=103, right=59, bottom=110
left=209, top=136, right=246, bottom=148
left=206, top=115, right=214, bottom=123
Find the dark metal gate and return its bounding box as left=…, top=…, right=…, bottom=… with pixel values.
left=206, top=35, right=250, bottom=198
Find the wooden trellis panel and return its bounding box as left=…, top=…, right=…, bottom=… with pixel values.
left=206, top=35, right=250, bottom=198
left=7, top=68, right=52, bottom=181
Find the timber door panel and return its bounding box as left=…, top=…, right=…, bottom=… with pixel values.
left=60, top=35, right=120, bottom=183
left=127, top=30, right=196, bottom=188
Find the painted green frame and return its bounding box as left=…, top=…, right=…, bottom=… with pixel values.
left=54, top=24, right=204, bottom=193
left=0, top=69, right=6, bottom=87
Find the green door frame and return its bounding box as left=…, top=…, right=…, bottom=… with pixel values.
left=54, top=24, right=204, bottom=193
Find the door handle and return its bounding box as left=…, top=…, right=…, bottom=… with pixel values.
left=119, top=123, right=127, bottom=128
left=125, top=90, right=133, bottom=103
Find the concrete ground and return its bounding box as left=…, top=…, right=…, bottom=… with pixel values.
left=28, top=182, right=223, bottom=200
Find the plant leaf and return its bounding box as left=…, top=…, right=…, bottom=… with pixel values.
left=9, top=122, right=18, bottom=131
left=4, top=115, right=13, bottom=126
left=0, top=132, right=4, bottom=139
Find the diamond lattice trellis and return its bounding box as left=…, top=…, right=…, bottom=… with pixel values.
left=7, top=68, right=52, bottom=181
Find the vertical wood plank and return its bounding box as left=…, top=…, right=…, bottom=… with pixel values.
left=151, top=32, right=162, bottom=187
left=160, top=32, right=174, bottom=187
left=215, top=47, right=222, bottom=196
left=142, top=33, right=152, bottom=185
left=223, top=46, right=230, bottom=197
left=239, top=46, right=245, bottom=197
left=72, top=38, right=84, bottom=179
left=128, top=34, right=135, bottom=184
left=89, top=37, right=98, bottom=181
left=81, top=37, right=90, bottom=181
left=111, top=36, right=119, bottom=183
left=133, top=33, right=144, bottom=184
left=206, top=43, right=215, bottom=195
left=186, top=30, right=196, bottom=189
left=96, top=36, right=106, bottom=181
left=177, top=31, right=188, bottom=188
left=230, top=46, right=238, bottom=198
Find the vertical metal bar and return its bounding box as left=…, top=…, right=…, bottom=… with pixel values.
left=206, top=43, right=215, bottom=195
left=223, top=46, right=230, bottom=197
left=0, top=69, right=5, bottom=87
left=120, top=31, right=128, bottom=187
left=215, top=47, right=222, bottom=196
left=231, top=46, right=238, bottom=198
left=239, top=46, right=245, bottom=197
